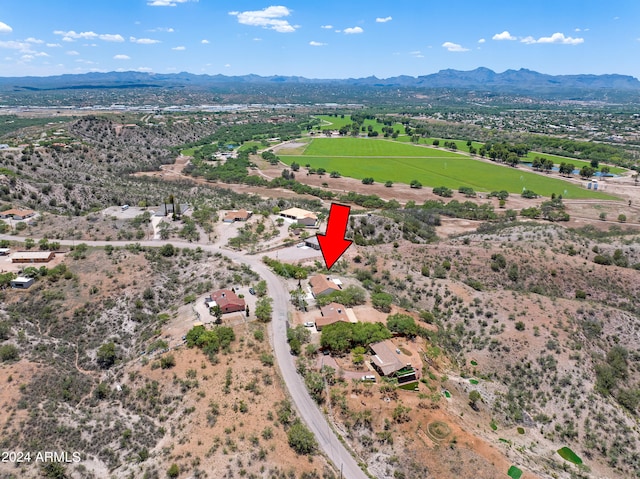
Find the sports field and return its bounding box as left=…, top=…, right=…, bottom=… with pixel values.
left=279, top=137, right=616, bottom=199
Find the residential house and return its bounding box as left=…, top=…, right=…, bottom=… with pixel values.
left=154, top=203, right=189, bottom=217
left=11, top=251, right=55, bottom=263
left=223, top=209, right=252, bottom=223
left=315, top=302, right=349, bottom=331
left=279, top=207, right=318, bottom=227
left=0, top=208, right=36, bottom=220
left=370, top=340, right=417, bottom=383
left=210, top=289, right=246, bottom=314
left=309, top=274, right=341, bottom=297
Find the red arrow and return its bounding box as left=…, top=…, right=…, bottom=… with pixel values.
left=317, top=203, right=353, bottom=270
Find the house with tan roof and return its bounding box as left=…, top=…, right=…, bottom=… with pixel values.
left=315, top=302, right=350, bottom=331
left=0, top=208, right=35, bottom=220
left=309, top=274, right=341, bottom=297
left=11, top=251, right=55, bottom=263
left=370, top=340, right=417, bottom=383
left=223, top=209, right=252, bottom=222
left=280, top=207, right=317, bottom=227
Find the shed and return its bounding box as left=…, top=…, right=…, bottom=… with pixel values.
left=11, top=276, right=34, bottom=289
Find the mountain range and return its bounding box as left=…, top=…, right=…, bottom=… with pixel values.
left=1, top=68, right=639, bottom=93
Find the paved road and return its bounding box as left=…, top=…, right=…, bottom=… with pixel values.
left=0, top=234, right=370, bottom=479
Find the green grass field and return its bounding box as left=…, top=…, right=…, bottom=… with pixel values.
left=522, top=151, right=627, bottom=174
left=393, top=136, right=626, bottom=174
left=181, top=147, right=199, bottom=156
left=280, top=137, right=616, bottom=199
left=314, top=115, right=401, bottom=135
left=557, top=447, right=583, bottom=465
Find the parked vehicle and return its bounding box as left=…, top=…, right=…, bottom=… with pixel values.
left=249, top=288, right=256, bottom=295
left=361, top=375, right=376, bottom=382
left=304, top=321, right=315, bottom=327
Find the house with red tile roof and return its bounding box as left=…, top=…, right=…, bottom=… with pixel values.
left=210, top=289, right=246, bottom=313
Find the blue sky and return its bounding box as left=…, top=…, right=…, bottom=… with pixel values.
left=0, top=1, right=639, bottom=78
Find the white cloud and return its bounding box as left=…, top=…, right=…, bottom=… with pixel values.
left=478, top=38, right=486, bottom=44
left=21, top=54, right=34, bottom=61
left=149, top=27, right=174, bottom=32
left=136, top=66, right=153, bottom=72
left=66, top=50, right=80, bottom=55
left=375, top=16, right=392, bottom=23
left=0, top=40, right=34, bottom=53
left=224, top=63, right=231, bottom=68
left=492, top=31, right=516, bottom=41
left=46, top=43, right=62, bottom=47
left=442, top=41, right=469, bottom=52
left=253, top=37, right=262, bottom=41
left=410, top=50, right=424, bottom=58
left=130, top=36, right=161, bottom=44
left=201, top=39, right=210, bottom=44
left=309, top=41, right=327, bottom=46
left=114, top=54, right=131, bottom=60
left=320, top=25, right=333, bottom=29
left=0, top=22, right=12, bottom=34
left=25, top=37, right=44, bottom=44
left=54, top=30, right=97, bottom=40
left=147, top=0, right=197, bottom=6
left=521, top=32, right=584, bottom=45
left=54, top=30, right=124, bottom=42
left=172, top=45, right=186, bottom=50
left=343, top=26, right=364, bottom=34
left=34, top=51, right=49, bottom=57
left=100, top=33, right=124, bottom=42
left=229, top=6, right=298, bottom=33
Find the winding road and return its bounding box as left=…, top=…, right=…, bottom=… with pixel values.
left=0, top=234, right=370, bottom=479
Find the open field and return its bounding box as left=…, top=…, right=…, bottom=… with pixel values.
left=394, top=135, right=627, bottom=174
left=279, top=138, right=616, bottom=199
left=314, top=114, right=398, bottom=134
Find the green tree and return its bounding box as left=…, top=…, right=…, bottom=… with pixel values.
left=387, top=313, right=418, bottom=337
left=210, top=304, right=223, bottom=323
left=254, top=280, right=267, bottom=297
left=96, top=342, right=116, bottom=368
left=580, top=166, right=595, bottom=179
left=255, top=297, right=273, bottom=322
left=0, top=344, right=19, bottom=362
left=469, top=390, right=481, bottom=409
left=159, top=243, right=175, bottom=257
left=167, top=463, right=180, bottom=478
left=305, top=371, right=325, bottom=402
left=160, top=354, right=176, bottom=369
left=371, top=292, right=393, bottom=312
left=287, top=420, right=317, bottom=455
left=41, top=463, right=69, bottom=479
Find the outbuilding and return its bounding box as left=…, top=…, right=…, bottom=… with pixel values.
left=10, top=276, right=34, bottom=289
